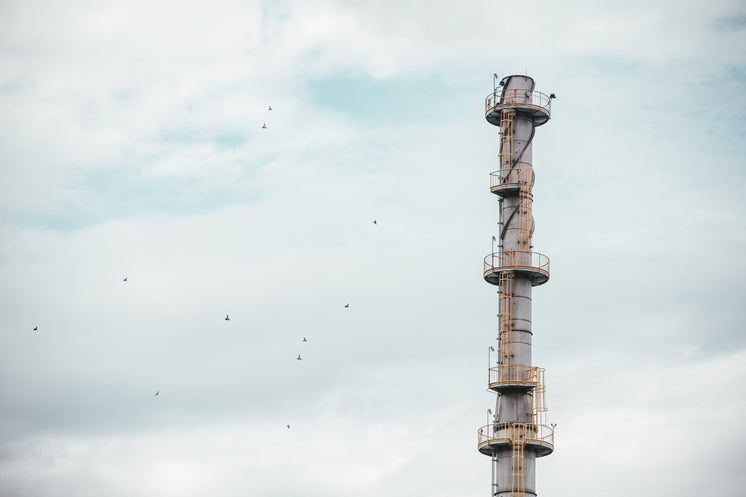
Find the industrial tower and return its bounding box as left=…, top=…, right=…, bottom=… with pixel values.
left=478, top=75, right=554, bottom=497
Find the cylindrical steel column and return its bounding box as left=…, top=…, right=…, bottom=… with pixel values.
left=479, top=74, right=554, bottom=497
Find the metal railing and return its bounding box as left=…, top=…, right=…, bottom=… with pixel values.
left=485, top=88, right=552, bottom=117
left=479, top=422, right=513, bottom=447
left=489, top=162, right=532, bottom=191
left=489, top=365, right=539, bottom=387
left=478, top=422, right=554, bottom=450
left=484, top=250, right=550, bottom=278
left=526, top=422, right=554, bottom=448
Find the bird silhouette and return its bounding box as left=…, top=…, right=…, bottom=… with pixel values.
left=549, top=93, right=556, bottom=99
left=373, top=220, right=377, bottom=225
left=297, top=354, right=302, bottom=360
left=344, top=303, right=349, bottom=308
left=225, top=314, right=230, bottom=321
left=286, top=424, right=290, bottom=429
left=262, top=123, right=267, bottom=129
left=268, top=106, right=272, bottom=111
left=154, top=390, right=159, bottom=397
left=123, top=277, right=127, bottom=282
left=33, top=326, right=38, bottom=331
left=302, top=337, right=308, bottom=342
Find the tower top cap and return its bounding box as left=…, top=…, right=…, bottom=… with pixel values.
left=498, top=75, right=535, bottom=88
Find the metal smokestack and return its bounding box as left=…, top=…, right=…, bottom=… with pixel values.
left=478, top=75, right=554, bottom=497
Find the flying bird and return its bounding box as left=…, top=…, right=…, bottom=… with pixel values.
left=262, top=123, right=267, bottom=129
left=154, top=390, right=159, bottom=397
left=302, top=337, right=308, bottom=342
left=286, top=424, right=290, bottom=429
left=344, top=303, right=349, bottom=308
left=123, top=277, right=127, bottom=282
left=297, top=354, right=302, bottom=360
left=33, top=326, right=38, bottom=331
left=373, top=219, right=377, bottom=225
left=268, top=106, right=272, bottom=111
left=549, top=93, right=556, bottom=99
left=225, top=314, right=230, bottom=321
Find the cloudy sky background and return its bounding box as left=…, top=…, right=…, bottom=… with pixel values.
left=1, top=0, right=745, bottom=496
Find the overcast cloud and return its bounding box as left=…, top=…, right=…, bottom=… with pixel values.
left=1, top=1, right=745, bottom=496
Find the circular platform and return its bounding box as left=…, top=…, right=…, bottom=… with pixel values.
left=483, top=251, right=550, bottom=286
left=488, top=365, right=539, bottom=392
left=477, top=423, right=554, bottom=457
left=485, top=89, right=551, bottom=126
left=489, top=164, right=534, bottom=198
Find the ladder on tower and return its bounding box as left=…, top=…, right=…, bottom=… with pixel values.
left=499, top=109, right=515, bottom=180
left=498, top=271, right=514, bottom=381
left=532, top=368, right=548, bottom=429
left=511, top=424, right=526, bottom=497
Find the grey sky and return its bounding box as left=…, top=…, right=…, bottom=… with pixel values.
left=1, top=0, right=745, bottom=496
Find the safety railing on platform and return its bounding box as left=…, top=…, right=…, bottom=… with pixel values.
left=478, top=422, right=554, bottom=451
left=484, top=250, right=550, bottom=279
left=489, top=162, right=532, bottom=191
left=478, top=422, right=513, bottom=447
left=485, top=88, right=552, bottom=117
left=489, top=365, right=539, bottom=388
left=525, top=422, right=554, bottom=448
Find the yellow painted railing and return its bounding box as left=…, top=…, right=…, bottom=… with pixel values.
left=489, top=365, right=539, bottom=388
left=485, top=88, right=552, bottom=117
left=484, top=250, right=550, bottom=279
left=489, top=162, right=532, bottom=191
left=478, top=422, right=554, bottom=450
left=478, top=422, right=513, bottom=447
left=525, top=422, right=554, bottom=448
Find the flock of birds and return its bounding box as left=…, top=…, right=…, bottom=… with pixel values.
left=29, top=215, right=380, bottom=430
left=27, top=101, right=376, bottom=428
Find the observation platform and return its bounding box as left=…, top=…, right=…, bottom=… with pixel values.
left=489, top=163, right=534, bottom=197
left=485, top=88, right=551, bottom=127
left=489, top=365, right=539, bottom=391
left=484, top=250, right=550, bottom=286
left=478, top=422, right=554, bottom=457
